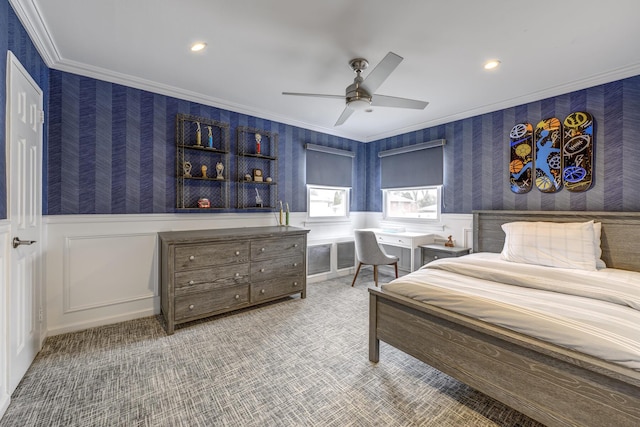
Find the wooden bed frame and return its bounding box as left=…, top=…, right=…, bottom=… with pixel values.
left=369, top=211, right=640, bottom=427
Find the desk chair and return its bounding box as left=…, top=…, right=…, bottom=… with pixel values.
left=351, top=230, right=399, bottom=287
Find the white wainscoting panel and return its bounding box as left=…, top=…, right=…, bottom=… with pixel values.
left=63, top=234, right=157, bottom=313
left=0, top=222, right=11, bottom=419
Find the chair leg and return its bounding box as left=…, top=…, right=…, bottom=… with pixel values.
left=394, top=262, right=398, bottom=278
left=351, top=262, right=363, bottom=287
left=373, top=265, right=379, bottom=287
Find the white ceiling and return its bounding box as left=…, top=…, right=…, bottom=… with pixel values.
left=11, top=0, right=640, bottom=142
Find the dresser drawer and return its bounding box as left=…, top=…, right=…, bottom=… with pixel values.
left=251, top=237, right=304, bottom=261
left=376, top=234, right=411, bottom=248
left=421, top=245, right=471, bottom=264
left=251, top=255, right=304, bottom=281
left=251, top=277, right=304, bottom=303
left=175, top=264, right=250, bottom=296
left=175, top=241, right=249, bottom=271
left=174, top=285, right=249, bottom=321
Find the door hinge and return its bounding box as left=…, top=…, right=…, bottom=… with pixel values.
left=38, top=306, right=43, bottom=322
left=40, top=110, right=45, bottom=124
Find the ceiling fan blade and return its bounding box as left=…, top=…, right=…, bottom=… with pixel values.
left=361, top=52, right=403, bottom=94
left=282, top=92, right=344, bottom=100
left=371, top=94, right=429, bottom=110
left=334, top=107, right=354, bottom=126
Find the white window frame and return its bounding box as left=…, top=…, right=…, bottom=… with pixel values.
left=382, top=185, right=441, bottom=222
left=306, top=185, right=351, bottom=221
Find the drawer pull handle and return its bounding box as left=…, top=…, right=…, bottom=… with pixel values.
left=293, top=281, right=298, bottom=287
left=235, top=273, right=240, bottom=277
left=260, top=289, right=265, bottom=294
left=189, top=304, right=194, bottom=310
left=434, top=255, right=438, bottom=260
left=293, top=263, right=298, bottom=267
left=261, top=247, right=265, bottom=252
left=188, top=280, right=195, bottom=285
left=234, top=294, right=240, bottom=300
left=260, top=268, right=265, bottom=273
left=235, top=251, right=240, bottom=256
left=294, top=243, right=298, bottom=248
left=189, top=255, right=195, bottom=261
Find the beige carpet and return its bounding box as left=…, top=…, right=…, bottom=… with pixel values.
left=1, top=270, right=542, bottom=427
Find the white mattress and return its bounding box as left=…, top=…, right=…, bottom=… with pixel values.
left=381, top=252, right=640, bottom=371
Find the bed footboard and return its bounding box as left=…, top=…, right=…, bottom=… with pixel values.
left=369, top=289, right=640, bottom=427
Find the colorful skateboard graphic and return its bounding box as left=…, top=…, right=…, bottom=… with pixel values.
left=509, top=123, right=534, bottom=194
left=563, top=111, right=594, bottom=192
left=534, top=117, right=563, bottom=193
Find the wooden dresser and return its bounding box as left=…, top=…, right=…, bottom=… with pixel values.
left=159, top=226, right=309, bottom=334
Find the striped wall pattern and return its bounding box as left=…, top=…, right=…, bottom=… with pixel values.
left=365, top=75, right=640, bottom=214
left=0, top=0, right=49, bottom=219
left=47, top=70, right=364, bottom=214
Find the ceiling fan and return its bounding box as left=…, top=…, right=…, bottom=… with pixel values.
left=282, top=52, right=429, bottom=126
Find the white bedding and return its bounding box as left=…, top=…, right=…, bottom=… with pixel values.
left=381, top=253, right=640, bottom=370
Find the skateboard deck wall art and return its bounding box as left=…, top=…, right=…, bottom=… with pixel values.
left=509, top=123, right=534, bottom=194
left=563, top=112, right=594, bottom=192
left=534, top=117, right=563, bottom=193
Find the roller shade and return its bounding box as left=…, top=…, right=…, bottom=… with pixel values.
left=379, top=140, right=445, bottom=189
left=305, top=144, right=354, bottom=187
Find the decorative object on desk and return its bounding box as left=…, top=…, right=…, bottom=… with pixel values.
left=286, top=202, right=290, bottom=226
left=279, top=201, right=284, bottom=225
left=563, top=111, right=594, bottom=192
left=244, top=174, right=252, bottom=181
left=201, top=165, right=208, bottom=178
left=207, top=126, right=213, bottom=148
left=198, top=198, right=210, bottom=208
left=183, top=161, right=192, bottom=178
left=253, top=168, right=263, bottom=182
left=215, top=162, right=224, bottom=179
left=266, top=177, right=272, bottom=182
left=255, top=133, right=262, bottom=154
left=445, top=235, right=455, bottom=247
left=255, top=188, right=263, bottom=207
left=195, top=122, right=202, bottom=146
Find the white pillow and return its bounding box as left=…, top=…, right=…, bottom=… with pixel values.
left=500, top=221, right=597, bottom=270
left=593, top=222, right=606, bottom=269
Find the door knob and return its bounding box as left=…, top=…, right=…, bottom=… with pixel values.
left=12, top=237, right=37, bottom=249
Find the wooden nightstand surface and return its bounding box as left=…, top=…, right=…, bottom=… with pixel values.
left=420, top=244, right=471, bottom=264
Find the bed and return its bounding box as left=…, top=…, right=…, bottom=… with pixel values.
left=368, top=211, right=640, bottom=427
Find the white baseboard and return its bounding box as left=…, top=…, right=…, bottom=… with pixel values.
left=0, top=392, right=9, bottom=421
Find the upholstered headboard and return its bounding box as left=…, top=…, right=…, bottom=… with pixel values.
left=473, top=210, right=640, bottom=272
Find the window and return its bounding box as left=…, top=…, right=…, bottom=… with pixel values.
left=305, top=144, right=353, bottom=220
left=383, top=186, right=441, bottom=220
left=379, top=139, right=445, bottom=222
left=307, top=185, right=350, bottom=218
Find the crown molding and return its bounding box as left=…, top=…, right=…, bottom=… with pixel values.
left=8, top=0, right=60, bottom=66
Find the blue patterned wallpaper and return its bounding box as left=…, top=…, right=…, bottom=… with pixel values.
left=366, top=75, right=640, bottom=213
left=47, top=70, right=365, bottom=214
left=0, top=0, right=49, bottom=219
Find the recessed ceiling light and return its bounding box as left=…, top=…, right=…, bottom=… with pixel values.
left=484, top=60, right=501, bottom=70
left=191, top=42, right=207, bottom=52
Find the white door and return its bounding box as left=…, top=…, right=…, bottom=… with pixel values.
left=6, top=51, right=43, bottom=394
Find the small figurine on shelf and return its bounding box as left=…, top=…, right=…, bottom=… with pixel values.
left=255, top=133, right=262, bottom=154
left=183, top=161, right=192, bottom=178
left=201, top=165, right=208, bottom=178
left=255, top=188, right=263, bottom=208
left=285, top=202, right=290, bottom=226
left=215, top=162, right=224, bottom=179
left=279, top=201, right=284, bottom=225
left=207, top=126, right=213, bottom=148
left=195, top=122, right=202, bottom=146
left=198, top=198, right=210, bottom=208
left=445, top=235, right=455, bottom=247
left=244, top=174, right=252, bottom=181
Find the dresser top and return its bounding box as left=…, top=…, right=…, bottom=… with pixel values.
left=158, top=225, right=309, bottom=244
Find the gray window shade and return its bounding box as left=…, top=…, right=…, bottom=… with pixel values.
left=305, top=144, right=354, bottom=187
left=380, top=140, right=445, bottom=188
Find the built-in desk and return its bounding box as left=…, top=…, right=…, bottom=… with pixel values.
left=361, top=229, right=434, bottom=272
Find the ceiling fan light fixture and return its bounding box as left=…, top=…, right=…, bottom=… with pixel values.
left=190, top=42, right=207, bottom=52
left=484, top=59, right=501, bottom=70
left=348, top=98, right=371, bottom=111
